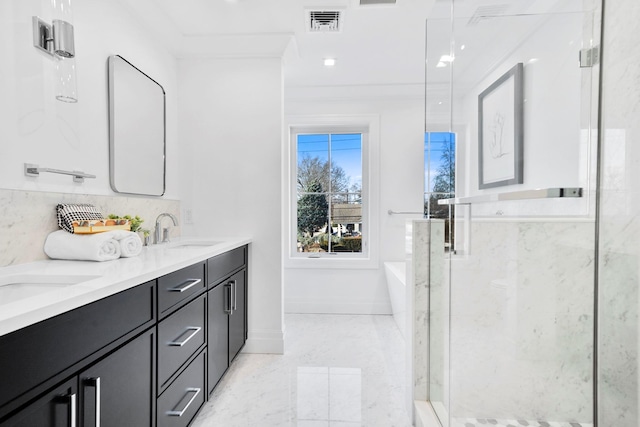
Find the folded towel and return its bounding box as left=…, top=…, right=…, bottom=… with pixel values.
left=44, top=230, right=121, bottom=262
left=105, top=230, right=142, bottom=258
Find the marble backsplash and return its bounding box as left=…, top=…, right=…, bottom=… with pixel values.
left=0, top=189, right=181, bottom=267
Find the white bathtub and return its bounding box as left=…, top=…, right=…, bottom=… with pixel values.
left=383, top=261, right=406, bottom=338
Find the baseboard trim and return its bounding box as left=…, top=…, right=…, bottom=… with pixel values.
left=242, top=328, right=285, bottom=354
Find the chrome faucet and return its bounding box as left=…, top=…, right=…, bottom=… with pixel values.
left=154, top=213, right=179, bottom=244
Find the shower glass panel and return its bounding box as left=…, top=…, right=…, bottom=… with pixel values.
left=425, top=0, right=602, bottom=426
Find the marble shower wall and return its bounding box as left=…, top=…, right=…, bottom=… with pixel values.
left=597, top=0, right=640, bottom=424
left=0, top=189, right=180, bottom=267
left=406, top=219, right=446, bottom=417
left=448, top=219, right=595, bottom=421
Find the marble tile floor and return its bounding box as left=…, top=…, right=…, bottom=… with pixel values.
left=191, top=313, right=412, bottom=427
left=452, top=420, right=592, bottom=427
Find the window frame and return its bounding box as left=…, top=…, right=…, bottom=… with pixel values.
left=285, top=115, right=380, bottom=269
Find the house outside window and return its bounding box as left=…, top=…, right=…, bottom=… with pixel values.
left=295, top=131, right=365, bottom=256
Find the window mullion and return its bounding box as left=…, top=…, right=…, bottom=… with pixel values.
left=327, top=133, right=332, bottom=254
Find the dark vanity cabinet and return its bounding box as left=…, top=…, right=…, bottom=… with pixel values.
left=79, top=328, right=156, bottom=427
left=207, top=246, right=248, bottom=394
left=0, top=280, right=157, bottom=426
left=0, top=244, right=248, bottom=427
left=1, top=378, right=77, bottom=427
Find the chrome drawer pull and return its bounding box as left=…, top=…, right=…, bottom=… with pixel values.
left=85, top=377, right=101, bottom=427
left=166, top=387, right=201, bottom=417
left=168, top=278, right=201, bottom=293
left=224, top=283, right=232, bottom=314
left=69, top=392, right=77, bottom=427
left=168, top=326, right=202, bottom=347
left=231, top=280, right=237, bottom=311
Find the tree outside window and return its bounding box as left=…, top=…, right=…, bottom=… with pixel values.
left=296, top=133, right=363, bottom=254
left=425, top=132, right=455, bottom=249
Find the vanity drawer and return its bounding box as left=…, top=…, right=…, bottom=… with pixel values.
left=207, top=246, right=246, bottom=287
left=158, top=294, right=206, bottom=390
left=158, top=262, right=206, bottom=318
left=157, top=350, right=206, bottom=427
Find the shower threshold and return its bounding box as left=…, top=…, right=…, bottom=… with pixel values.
left=452, top=418, right=592, bottom=427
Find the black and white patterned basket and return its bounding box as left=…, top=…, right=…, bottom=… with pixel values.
left=56, top=203, right=105, bottom=234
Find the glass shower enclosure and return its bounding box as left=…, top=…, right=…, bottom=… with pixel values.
left=425, top=0, right=602, bottom=425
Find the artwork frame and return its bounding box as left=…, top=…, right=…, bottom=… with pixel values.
left=478, top=62, right=524, bottom=189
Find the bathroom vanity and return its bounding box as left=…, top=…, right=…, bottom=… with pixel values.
left=0, top=238, right=250, bottom=427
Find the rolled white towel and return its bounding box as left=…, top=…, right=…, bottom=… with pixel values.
left=105, top=230, right=143, bottom=258
left=44, top=230, right=121, bottom=262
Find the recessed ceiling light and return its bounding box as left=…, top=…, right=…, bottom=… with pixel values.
left=460, top=44, right=466, bottom=50
left=324, top=58, right=336, bottom=67
left=439, top=54, right=455, bottom=63
left=436, top=61, right=447, bottom=68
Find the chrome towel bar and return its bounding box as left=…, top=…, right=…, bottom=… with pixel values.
left=24, top=163, right=96, bottom=183
left=387, top=210, right=424, bottom=215
left=437, top=187, right=583, bottom=206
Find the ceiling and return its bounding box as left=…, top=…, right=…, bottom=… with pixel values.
left=117, top=0, right=592, bottom=97
left=118, top=0, right=433, bottom=91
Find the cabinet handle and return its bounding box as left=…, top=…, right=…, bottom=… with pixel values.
left=168, top=326, right=202, bottom=347
left=230, top=280, right=238, bottom=311
left=68, top=392, right=77, bottom=427
left=85, top=377, right=101, bottom=427
left=168, top=278, right=201, bottom=293
left=166, top=387, right=201, bottom=417
left=224, top=283, right=232, bottom=314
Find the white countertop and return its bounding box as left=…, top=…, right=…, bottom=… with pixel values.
left=0, top=236, right=251, bottom=337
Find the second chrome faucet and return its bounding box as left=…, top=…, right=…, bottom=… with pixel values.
left=154, top=213, right=179, bottom=244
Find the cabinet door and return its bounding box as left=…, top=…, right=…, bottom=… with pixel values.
left=2, top=378, right=77, bottom=427
left=80, top=329, right=155, bottom=427
left=228, top=269, right=246, bottom=363
left=207, top=283, right=228, bottom=394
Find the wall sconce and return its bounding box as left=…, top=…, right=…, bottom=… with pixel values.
left=32, top=0, right=78, bottom=103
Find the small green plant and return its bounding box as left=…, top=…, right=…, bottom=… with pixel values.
left=108, top=214, right=144, bottom=233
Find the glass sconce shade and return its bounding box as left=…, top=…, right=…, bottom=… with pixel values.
left=31, top=0, right=78, bottom=102
left=54, top=55, right=78, bottom=103
left=51, top=0, right=73, bottom=21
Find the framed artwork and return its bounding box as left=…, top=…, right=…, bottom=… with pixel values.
left=478, top=62, right=524, bottom=189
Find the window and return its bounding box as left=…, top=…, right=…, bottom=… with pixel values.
left=292, top=128, right=368, bottom=258
left=424, top=131, right=456, bottom=249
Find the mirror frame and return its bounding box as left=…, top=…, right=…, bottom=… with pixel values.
left=108, top=55, right=166, bottom=196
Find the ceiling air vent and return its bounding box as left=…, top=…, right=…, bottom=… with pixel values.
left=359, top=0, right=397, bottom=5
left=467, top=4, right=510, bottom=25
left=307, top=10, right=342, bottom=33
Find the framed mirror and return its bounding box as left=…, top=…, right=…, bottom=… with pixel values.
left=108, top=55, right=166, bottom=196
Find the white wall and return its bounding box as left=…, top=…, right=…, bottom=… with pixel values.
left=454, top=11, right=596, bottom=217
left=0, top=0, right=179, bottom=198
left=178, top=58, right=284, bottom=353
left=0, top=0, right=181, bottom=265
left=283, top=95, right=424, bottom=314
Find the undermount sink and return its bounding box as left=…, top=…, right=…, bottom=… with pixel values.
left=0, top=274, right=100, bottom=306
left=165, top=240, right=222, bottom=249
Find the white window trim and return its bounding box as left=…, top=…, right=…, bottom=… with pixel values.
left=284, top=114, right=380, bottom=270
